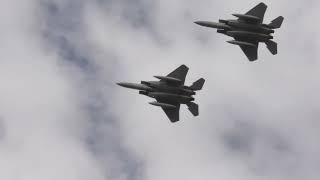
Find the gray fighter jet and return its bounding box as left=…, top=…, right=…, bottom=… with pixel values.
left=117, top=65, right=205, bottom=123
left=195, top=2, right=284, bottom=61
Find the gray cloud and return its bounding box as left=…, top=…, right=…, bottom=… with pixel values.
left=1, top=0, right=320, bottom=180
left=38, top=1, right=143, bottom=179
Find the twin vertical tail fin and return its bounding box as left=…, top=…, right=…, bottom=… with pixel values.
left=265, top=16, right=282, bottom=55
left=187, top=78, right=204, bottom=117
left=265, top=40, right=277, bottom=55
left=189, top=78, right=205, bottom=91
left=186, top=102, right=199, bottom=116
left=268, top=16, right=284, bottom=29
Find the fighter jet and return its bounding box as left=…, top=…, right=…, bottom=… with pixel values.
left=195, top=2, right=284, bottom=61
left=117, top=65, right=205, bottom=123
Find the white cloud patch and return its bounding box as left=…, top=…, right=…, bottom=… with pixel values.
left=0, top=1, right=104, bottom=180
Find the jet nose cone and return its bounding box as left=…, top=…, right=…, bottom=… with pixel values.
left=194, top=21, right=205, bottom=26
left=116, top=82, right=127, bottom=87
left=195, top=21, right=213, bottom=26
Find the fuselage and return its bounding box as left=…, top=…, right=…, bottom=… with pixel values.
left=224, top=20, right=274, bottom=34
left=117, top=81, right=195, bottom=104
left=195, top=19, right=274, bottom=42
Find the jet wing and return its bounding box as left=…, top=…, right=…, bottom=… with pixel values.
left=156, top=98, right=180, bottom=122
left=161, top=65, right=189, bottom=85
left=243, top=3, right=267, bottom=24
left=161, top=104, right=180, bottom=123
left=239, top=45, right=258, bottom=61
left=235, top=37, right=259, bottom=61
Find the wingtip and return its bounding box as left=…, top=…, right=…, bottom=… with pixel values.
left=248, top=57, right=258, bottom=62
left=180, top=64, right=189, bottom=69
left=259, top=2, right=267, bottom=7
left=279, top=16, right=284, bottom=21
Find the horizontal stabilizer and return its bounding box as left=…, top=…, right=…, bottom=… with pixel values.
left=268, top=16, right=284, bottom=29
left=186, top=102, right=199, bottom=116
left=189, top=78, right=205, bottom=91
left=265, top=40, right=277, bottom=55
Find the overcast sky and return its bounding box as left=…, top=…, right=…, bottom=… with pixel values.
left=1, top=0, right=320, bottom=180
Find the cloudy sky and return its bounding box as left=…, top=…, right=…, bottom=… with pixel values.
left=1, top=0, right=320, bottom=180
